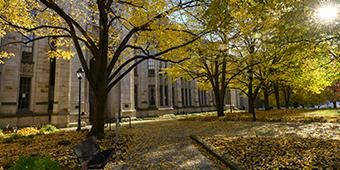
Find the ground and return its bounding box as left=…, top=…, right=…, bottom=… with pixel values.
left=118, top=119, right=339, bottom=169
left=0, top=109, right=339, bottom=169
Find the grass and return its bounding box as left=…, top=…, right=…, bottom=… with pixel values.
left=180, top=109, right=340, bottom=123
left=200, top=136, right=340, bottom=169
left=0, top=130, right=130, bottom=169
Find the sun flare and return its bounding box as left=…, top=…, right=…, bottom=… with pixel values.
left=317, top=5, right=338, bottom=21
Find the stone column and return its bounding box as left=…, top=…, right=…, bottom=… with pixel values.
left=0, top=33, right=22, bottom=114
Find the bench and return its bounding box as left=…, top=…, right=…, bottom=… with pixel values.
left=74, top=136, right=114, bottom=170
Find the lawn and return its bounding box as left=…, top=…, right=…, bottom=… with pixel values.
left=0, top=111, right=338, bottom=169
left=180, top=109, right=340, bottom=123
left=199, top=136, right=340, bottom=169
left=0, top=129, right=130, bottom=169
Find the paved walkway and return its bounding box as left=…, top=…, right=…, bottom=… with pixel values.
left=116, top=120, right=339, bottom=169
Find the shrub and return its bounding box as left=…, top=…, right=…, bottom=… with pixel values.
left=16, top=127, right=39, bottom=137
left=39, top=124, right=59, bottom=134
left=9, top=155, right=61, bottom=170
left=0, top=129, right=4, bottom=138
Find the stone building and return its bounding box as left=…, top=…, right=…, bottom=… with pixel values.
left=0, top=33, right=242, bottom=128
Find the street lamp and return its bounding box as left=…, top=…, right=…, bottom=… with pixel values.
left=76, top=68, right=84, bottom=131
left=317, top=4, right=338, bottom=21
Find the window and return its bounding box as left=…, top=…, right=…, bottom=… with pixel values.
left=198, top=90, right=201, bottom=106
left=199, top=90, right=207, bottom=106
left=181, top=88, right=184, bottom=106
left=148, top=85, right=155, bottom=106
left=22, top=35, right=34, bottom=52
left=189, top=89, right=192, bottom=106
left=185, top=88, right=188, bottom=106
left=159, top=85, right=163, bottom=106
left=147, top=59, right=155, bottom=77
left=134, top=85, right=138, bottom=109
left=21, top=35, right=34, bottom=64
left=165, top=85, right=169, bottom=106
left=18, top=77, right=31, bottom=111
left=172, top=87, right=175, bottom=107
left=204, top=92, right=207, bottom=106
left=21, top=51, right=34, bottom=64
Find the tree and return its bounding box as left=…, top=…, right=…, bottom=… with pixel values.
left=0, top=0, right=204, bottom=137
left=166, top=40, right=245, bottom=117
left=325, top=81, right=340, bottom=109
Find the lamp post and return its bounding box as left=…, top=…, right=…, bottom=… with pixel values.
left=76, top=68, right=84, bottom=131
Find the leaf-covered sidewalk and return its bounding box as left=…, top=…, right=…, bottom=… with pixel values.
left=118, top=120, right=339, bottom=169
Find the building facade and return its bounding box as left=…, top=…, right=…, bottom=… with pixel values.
left=0, top=33, right=242, bottom=128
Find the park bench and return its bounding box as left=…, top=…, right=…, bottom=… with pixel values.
left=74, top=136, right=114, bottom=170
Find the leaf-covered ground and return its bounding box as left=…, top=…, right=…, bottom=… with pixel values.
left=0, top=117, right=339, bottom=169
left=201, top=136, right=340, bottom=169
left=118, top=119, right=339, bottom=169
left=180, top=109, right=340, bottom=123
left=0, top=130, right=130, bottom=169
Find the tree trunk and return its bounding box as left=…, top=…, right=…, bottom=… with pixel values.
left=90, top=89, right=107, bottom=138
left=216, top=102, right=225, bottom=117
left=333, top=101, right=337, bottom=109
left=248, top=77, right=256, bottom=121
left=248, top=96, right=256, bottom=121
left=263, top=88, right=270, bottom=111
left=214, top=89, right=225, bottom=117
left=90, top=6, right=109, bottom=138
left=283, top=86, right=291, bottom=109
left=274, top=83, right=280, bottom=109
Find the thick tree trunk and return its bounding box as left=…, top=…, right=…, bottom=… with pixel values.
left=263, top=88, right=270, bottom=111
left=333, top=101, right=337, bottom=109
left=216, top=102, right=225, bottom=117
left=90, top=89, right=107, bottom=138
left=248, top=96, right=256, bottom=121
left=274, top=84, right=280, bottom=109
left=283, top=86, right=291, bottom=109
left=248, top=81, right=256, bottom=121
left=214, top=89, right=225, bottom=117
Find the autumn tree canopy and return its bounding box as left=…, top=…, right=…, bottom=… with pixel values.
left=0, top=0, right=205, bottom=136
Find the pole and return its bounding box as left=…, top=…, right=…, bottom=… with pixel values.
left=115, top=82, right=121, bottom=142
left=77, top=77, right=81, bottom=131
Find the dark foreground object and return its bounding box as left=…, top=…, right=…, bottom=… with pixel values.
left=74, top=136, right=114, bottom=169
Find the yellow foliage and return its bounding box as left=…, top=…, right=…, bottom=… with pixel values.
left=0, top=52, right=14, bottom=64
left=16, top=127, right=39, bottom=136
left=48, top=49, right=74, bottom=60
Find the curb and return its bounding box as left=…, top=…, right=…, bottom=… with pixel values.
left=190, top=135, right=244, bottom=170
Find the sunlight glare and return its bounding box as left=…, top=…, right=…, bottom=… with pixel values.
left=317, top=5, right=338, bottom=21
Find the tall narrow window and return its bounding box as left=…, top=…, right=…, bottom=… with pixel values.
left=184, top=88, right=188, bottom=106
left=172, top=87, right=175, bottom=107
left=147, top=59, right=155, bottom=77
left=189, top=89, right=192, bottom=106
left=149, top=85, right=155, bottom=106
left=165, top=85, right=169, bottom=106
left=21, top=35, right=34, bottom=64
left=18, top=77, right=31, bottom=111
left=198, top=90, right=201, bottom=106
left=181, top=88, right=184, bottom=106
left=204, top=92, right=207, bottom=106
left=159, top=85, right=163, bottom=106
left=134, top=85, right=138, bottom=109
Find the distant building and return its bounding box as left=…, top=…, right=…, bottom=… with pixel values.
left=0, top=33, right=241, bottom=128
